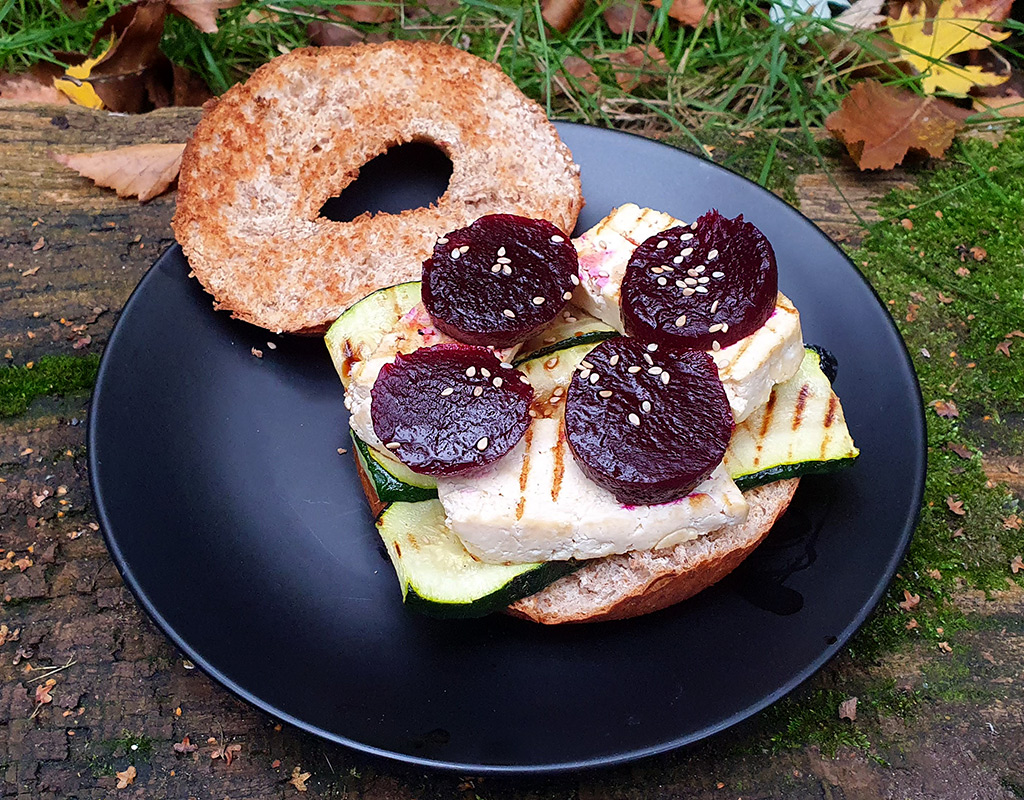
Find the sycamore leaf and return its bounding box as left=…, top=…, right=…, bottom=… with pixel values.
left=53, top=43, right=112, bottom=108
left=169, top=0, right=241, bottom=33
left=825, top=80, right=968, bottom=170
left=54, top=143, right=185, bottom=202
left=888, top=0, right=1010, bottom=95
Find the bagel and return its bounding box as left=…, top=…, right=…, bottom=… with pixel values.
left=172, top=42, right=584, bottom=334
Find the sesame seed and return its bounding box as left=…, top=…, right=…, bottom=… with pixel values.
left=643, top=353, right=654, bottom=365
left=566, top=315, right=577, bottom=323
left=551, top=234, right=565, bottom=243
left=657, top=277, right=667, bottom=286
left=690, top=221, right=698, bottom=229
left=497, top=246, right=506, bottom=256
left=437, top=237, right=448, bottom=244
left=385, top=441, right=401, bottom=450
left=609, top=354, right=620, bottom=366
left=599, top=390, right=613, bottom=398
left=628, top=413, right=641, bottom=426
left=546, top=357, right=559, bottom=369
left=533, top=296, right=546, bottom=305
left=549, top=396, right=561, bottom=405
left=721, top=323, right=730, bottom=333
left=675, top=314, right=687, bottom=327
left=529, top=409, right=538, bottom=418
left=696, top=286, right=709, bottom=294
left=503, top=309, right=516, bottom=318
left=695, top=264, right=706, bottom=273
left=641, top=400, right=652, bottom=413
left=662, top=265, right=674, bottom=272
left=460, top=245, right=470, bottom=254
left=579, top=368, right=591, bottom=380
left=440, top=387, right=455, bottom=396
left=520, top=375, right=530, bottom=384
left=712, top=271, right=725, bottom=278
left=685, top=277, right=698, bottom=286
left=660, top=372, right=670, bottom=385
left=501, top=361, right=514, bottom=369
left=570, top=274, right=580, bottom=286
left=673, top=255, right=685, bottom=264
left=698, top=276, right=710, bottom=284
left=647, top=343, right=658, bottom=351
left=710, top=299, right=719, bottom=312
left=553, top=386, right=565, bottom=397
left=491, top=264, right=502, bottom=273
left=709, top=323, right=723, bottom=333
left=648, top=366, right=663, bottom=375
left=676, top=280, right=686, bottom=288
left=628, top=365, right=642, bottom=374
left=451, top=249, right=461, bottom=259
left=683, top=287, right=696, bottom=296
left=476, top=436, right=489, bottom=451
left=493, top=377, right=503, bottom=387
left=497, top=257, right=511, bottom=264
left=466, top=366, right=476, bottom=377
left=481, top=368, right=491, bottom=377
left=502, top=265, right=512, bottom=276
left=651, top=266, right=664, bottom=274
left=707, top=248, right=719, bottom=260
left=589, top=372, right=599, bottom=384
left=681, top=232, right=694, bottom=240
left=473, top=386, right=483, bottom=397
left=687, top=268, right=699, bottom=278
left=681, top=247, right=694, bottom=256
left=712, top=340, right=721, bottom=351
left=581, top=360, right=594, bottom=369
left=657, top=240, right=668, bottom=249
left=597, top=270, right=609, bottom=278
left=563, top=291, right=573, bottom=300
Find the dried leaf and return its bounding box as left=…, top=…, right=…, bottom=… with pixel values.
left=332, top=2, right=397, bottom=23
left=937, top=640, right=953, bottom=653
left=54, top=44, right=112, bottom=108
left=838, top=696, right=858, bottom=721
left=899, top=589, right=921, bottom=610
left=168, top=0, right=240, bottom=33
left=1006, top=330, right=1024, bottom=339
left=0, top=68, right=70, bottom=104
left=931, top=399, right=959, bottom=417
left=936, top=291, right=954, bottom=303
left=542, top=0, right=586, bottom=31
left=173, top=735, right=197, bottom=754
left=115, top=765, right=136, bottom=789
left=561, top=56, right=601, bottom=94
left=0, top=624, right=20, bottom=646
left=905, top=617, right=920, bottom=629
left=927, top=568, right=942, bottom=579
left=826, top=80, right=968, bottom=170
left=290, top=766, right=312, bottom=792
left=54, top=143, right=185, bottom=202
left=946, top=441, right=972, bottom=459
left=1011, top=554, right=1024, bottom=573
left=649, top=0, right=709, bottom=26
left=35, top=679, right=56, bottom=705
left=607, top=43, right=668, bottom=91
left=906, top=302, right=920, bottom=321
left=973, top=90, right=1024, bottom=118
left=995, top=340, right=1011, bottom=357
left=946, top=495, right=965, bottom=515
left=888, top=0, right=1010, bottom=95
left=31, top=237, right=45, bottom=252
left=834, top=0, right=887, bottom=29
left=307, top=20, right=365, bottom=47
left=603, top=0, right=653, bottom=34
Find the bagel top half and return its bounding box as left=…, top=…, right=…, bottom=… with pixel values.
left=172, top=41, right=585, bottom=334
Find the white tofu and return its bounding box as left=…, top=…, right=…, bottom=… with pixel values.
left=572, top=204, right=804, bottom=422
left=437, top=417, right=749, bottom=564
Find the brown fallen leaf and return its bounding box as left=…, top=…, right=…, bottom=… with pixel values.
left=825, top=80, right=969, bottom=170
left=906, top=302, right=920, bottom=322
left=955, top=265, right=971, bottom=277
left=54, top=143, right=185, bottom=202
left=1011, top=555, right=1024, bottom=573
left=562, top=56, right=601, bottom=94
left=32, top=237, right=45, bottom=252
left=0, top=624, right=20, bottom=646
left=931, top=399, right=959, bottom=418
left=0, top=67, right=70, bottom=104
left=332, top=2, right=397, bottom=23
left=35, top=679, right=57, bottom=706
left=172, top=735, right=197, bottom=754
left=969, top=245, right=988, bottom=261
left=168, top=0, right=241, bottom=33
left=936, top=291, right=954, bottom=304
left=946, top=495, right=966, bottom=515
left=927, top=568, right=942, bottom=580
left=899, top=589, right=921, bottom=610
left=937, top=640, right=953, bottom=653
left=607, top=43, right=668, bottom=91
left=542, top=0, right=585, bottom=31
left=1003, top=514, right=1022, bottom=530
left=946, top=441, right=972, bottom=459
left=603, top=0, right=653, bottom=34
left=211, top=741, right=241, bottom=765
left=905, top=617, right=919, bottom=629
left=290, top=766, right=312, bottom=792
left=838, top=696, right=858, bottom=721
left=307, top=19, right=365, bottom=47
left=115, top=765, right=136, bottom=789
left=21, top=265, right=40, bottom=277
left=649, top=0, right=709, bottom=26
left=995, top=340, right=1012, bottom=357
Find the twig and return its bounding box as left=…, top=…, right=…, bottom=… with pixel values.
left=26, top=655, right=76, bottom=684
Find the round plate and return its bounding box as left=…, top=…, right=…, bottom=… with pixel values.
left=89, top=123, right=924, bottom=774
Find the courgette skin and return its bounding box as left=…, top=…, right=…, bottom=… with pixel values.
left=733, top=456, right=858, bottom=491
left=512, top=330, right=619, bottom=366
left=351, top=431, right=437, bottom=504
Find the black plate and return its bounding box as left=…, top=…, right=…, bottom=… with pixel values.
left=89, top=123, right=924, bottom=774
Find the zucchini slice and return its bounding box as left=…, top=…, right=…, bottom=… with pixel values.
left=725, top=348, right=859, bottom=490
left=377, top=500, right=579, bottom=618
left=325, top=281, right=421, bottom=390
left=351, top=430, right=437, bottom=504
left=513, top=307, right=618, bottom=365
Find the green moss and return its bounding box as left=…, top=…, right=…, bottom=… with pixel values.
left=0, top=354, right=100, bottom=418
left=105, top=731, right=154, bottom=763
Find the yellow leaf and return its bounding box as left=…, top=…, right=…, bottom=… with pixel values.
left=887, top=0, right=1009, bottom=95
left=53, top=42, right=113, bottom=109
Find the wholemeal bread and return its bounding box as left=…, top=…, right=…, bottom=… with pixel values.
left=172, top=42, right=584, bottom=334
left=506, top=479, right=799, bottom=623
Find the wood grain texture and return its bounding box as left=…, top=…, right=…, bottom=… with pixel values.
left=1, top=104, right=1022, bottom=800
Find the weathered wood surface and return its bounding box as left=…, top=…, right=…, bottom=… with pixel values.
left=1, top=103, right=1022, bottom=800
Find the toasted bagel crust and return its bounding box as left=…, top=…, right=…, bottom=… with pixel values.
left=507, top=479, right=799, bottom=623
left=172, top=42, right=584, bottom=334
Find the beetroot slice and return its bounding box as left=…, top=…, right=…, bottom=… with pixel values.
left=564, top=338, right=733, bottom=506
left=370, top=343, right=533, bottom=476
left=621, top=210, right=777, bottom=350
left=422, top=214, right=578, bottom=348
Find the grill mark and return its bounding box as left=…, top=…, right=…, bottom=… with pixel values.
left=824, top=394, right=839, bottom=428
left=552, top=430, right=567, bottom=503
left=516, top=426, right=534, bottom=522
left=820, top=427, right=833, bottom=459
left=758, top=392, right=777, bottom=440
left=792, top=384, right=811, bottom=431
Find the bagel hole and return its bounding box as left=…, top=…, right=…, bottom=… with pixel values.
left=318, top=142, right=453, bottom=223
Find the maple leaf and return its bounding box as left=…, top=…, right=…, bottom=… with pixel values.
left=115, top=765, right=136, bottom=789
left=838, top=696, right=858, bottom=721
left=54, top=143, right=185, bottom=202
left=825, top=80, right=967, bottom=170
left=0, top=624, right=20, bottom=647
left=936, top=291, right=955, bottom=304
left=1011, top=555, right=1024, bottom=573
left=290, top=766, right=312, bottom=792
left=930, top=398, right=959, bottom=417
left=168, top=0, right=241, bottom=34
left=888, top=0, right=1010, bottom=95
left=899, top=589, right=921, bottom=610
left=946, top=495, right=966, bottom=515
left=649, top=0, right=710, bottom=27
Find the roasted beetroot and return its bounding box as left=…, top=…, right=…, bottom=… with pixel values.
left=422, top=214, right=578, bottom=348
left=370, top=343, right=533, bottom=476
left=563, top=338, right=733, bottom=505
left=620, top=210, right=777, bottom=351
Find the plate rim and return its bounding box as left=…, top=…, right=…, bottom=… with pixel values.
left=88, top=120, right=925, bottom=775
